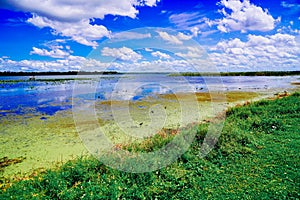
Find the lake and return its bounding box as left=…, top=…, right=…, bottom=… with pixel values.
left=1, top=74, right=299, bottom=117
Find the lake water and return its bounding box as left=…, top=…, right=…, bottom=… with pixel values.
left=0, top=74, right=299, bottom=117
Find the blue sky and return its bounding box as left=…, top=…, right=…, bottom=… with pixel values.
left=0, top=0, right=299, bottom=72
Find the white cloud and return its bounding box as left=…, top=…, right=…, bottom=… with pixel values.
left=4, top=0, right=160, bottom=21
left=169, top=12, right=214, bottom=37
left=276, top=24, right=300, bottom=35
left=169, top=12, right=204, bottom=29
left=151, top=51, right=171, bottom=59
left=157, top=31, right=182, bottom=44
left=157, top=31, right=192, bottom=44
left=190, top=27, right=200, bottom=37
left=111, top=32, right=151, bottom=40
left=28, top=15, right=110, bottom=48
left=142, top=0, right=161, bottom=7
left=0, top=56, right=110, bottom=72
left=107, top=59, right=192, bottom=72
left=4, top=0, right=160, bottom=47
left=210, top=33, right=300, bottom=71
left=30, top=45, right=71, bottom=58
left=177, top=32, right=193, bottom=40
left=144, top=48, right=153, bottom=52
left=101, top=47, right=142, bottom=61
left=175, top=47, right=205, bottom=58
left=217, top=0, right=278, bottom=33
left=0, top=52, right=201, bottom=73
left=281, top=1, right=300, bottom=11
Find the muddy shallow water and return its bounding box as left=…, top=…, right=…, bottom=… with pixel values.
left=0, top=74, right=299, bottom=177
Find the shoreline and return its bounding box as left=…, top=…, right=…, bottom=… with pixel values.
left=1, top=70, right=299, bottom=77
left=1, top=92, right=299, bottom=198
left=1, top=89, right=299, bottom=179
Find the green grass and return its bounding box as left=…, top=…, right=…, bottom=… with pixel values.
left=1, top=93, right=299, bottom=199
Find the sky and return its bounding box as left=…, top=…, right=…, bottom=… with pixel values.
left=0, top=0, right=299, bottom=72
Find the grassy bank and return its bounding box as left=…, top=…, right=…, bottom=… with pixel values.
left=1, top=93, right=299, bottom=199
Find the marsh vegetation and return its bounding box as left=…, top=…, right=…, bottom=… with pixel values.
left=1, top=93, right=299, bottom=199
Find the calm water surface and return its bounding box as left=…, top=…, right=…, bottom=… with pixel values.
left=0, top=74, right=299, bottom=117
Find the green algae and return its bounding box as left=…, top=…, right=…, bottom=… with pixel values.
left=0, top=111, right=88, bottom=179
left=1, top=92, right=299, bottom=199
left=0, top=91, right=274, bottom=179
left=0, top=157, right=25, bottom=171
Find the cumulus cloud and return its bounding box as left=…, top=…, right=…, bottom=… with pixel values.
left=215, top=33, right=297, bottom=53
left=217, top=0, right=279, bottom=33
left=0, top=54, right=203, bottom=72
left=175, top=47, right=205, bottom=58
left=151, top=51, right=171, bottom=59
left=142, top=0, right=161, bottom=7
left=101, top=47, right=142, bottom=61
left=157, top=31, right=192, bottom=44
left=210, top=33, right=300, bottom=71
left=107, top=59, right=192, bottom=72
left=30, top=45, right=71, bottom=58
left=190, top=27, right=200, bottom=37
left=0, top=56, right=110, bottom=72
left=157, top=31, right=182, bottom=44
left=28, top=15, right=110, bottom=48
left=3, top=0, right=160, bottom=47
left=3, top=0, right=159, bottom=21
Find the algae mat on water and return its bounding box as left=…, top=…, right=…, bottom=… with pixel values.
left=0, top=91, right=258, bottom=178
left=0, top=92, right=259, bottom=177
left=0, top=111, right=88, bottom=178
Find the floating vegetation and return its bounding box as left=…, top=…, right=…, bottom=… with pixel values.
left=0, top=93, right=299, bottom=199
left=291, top=81, right=300, bottom=85
left=0, top=157, right=26, bottom=171
left=159, top=91, right=259, bottom=102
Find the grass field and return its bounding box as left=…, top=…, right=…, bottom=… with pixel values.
left=1, top=92, right=299, bottom=199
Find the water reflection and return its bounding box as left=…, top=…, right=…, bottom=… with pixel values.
left=0, top=74, right=299, bottom=117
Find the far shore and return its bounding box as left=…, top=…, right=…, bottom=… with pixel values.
left=0, top=70, right=300, bottom=77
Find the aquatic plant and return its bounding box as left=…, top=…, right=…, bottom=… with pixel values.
left=0, top=157, right=25, bottom=171
left=0, top=92, right=299, bottom=199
